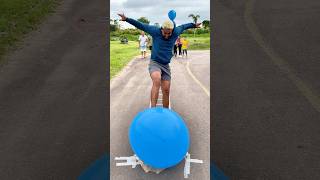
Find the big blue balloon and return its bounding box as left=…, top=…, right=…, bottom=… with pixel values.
left=129, top=107, right=190, bottom=169
left=168, top=10, right=176, bottom=21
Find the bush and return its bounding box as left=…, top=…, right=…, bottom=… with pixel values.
left=110, top=36, right=118, bottom=41
left=110, top=24, right=118, bottom=32
left=196, top=28, right=210, bottom=34
left=182, top=28, right=210, bottom=34
left=120, top=36, right=128, bottom=44
left=120, top=29, right=140, bottom=35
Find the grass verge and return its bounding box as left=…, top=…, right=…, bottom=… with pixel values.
left=110, top=33, right=210, bottom=79
left=110, top=40, right=141, bottom=79
left=0, top=0, right=59, bottom=63
left=180, top=33, right=210, bottom=50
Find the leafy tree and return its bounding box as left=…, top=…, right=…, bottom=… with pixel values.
left=188, top=14, right=200, bottom=38
left=110, top=19, right=120, bottom=32
left=137, top=17, right=150, bottom=24
left=202, top=20, right=210, bottom=29
left=110, top=24, right=117, bottom=32
left=188, top=14, right=200, bottom=24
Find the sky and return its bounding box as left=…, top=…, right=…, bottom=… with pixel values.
left=110, top=0, right=210, bottom=29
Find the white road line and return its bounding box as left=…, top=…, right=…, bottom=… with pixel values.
left=186, top=61, right=210, bottom=97
left=149, top=89, right=171, bottom=108
left=245, top=0, right=320, bottom=113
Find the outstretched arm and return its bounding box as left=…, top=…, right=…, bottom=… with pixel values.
left=118, top=13, right=157, bottom=35
left=175, top=22, right=201, bottom=35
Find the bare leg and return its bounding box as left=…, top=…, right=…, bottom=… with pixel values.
left=150, top=71, right=161, bottom=107
left=161, top=80, right=171, bottom=108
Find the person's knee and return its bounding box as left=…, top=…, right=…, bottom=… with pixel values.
left=153, top=79, right=161, bottom=87
left=162, top=84, right=170, bottom=95
left=162, top=88, right=170, bottom=95
left=151, top=72, right=161, bottom=87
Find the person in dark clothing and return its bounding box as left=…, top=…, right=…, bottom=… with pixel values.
left=148, top=35, right=153, bottom=51
left=173, top=39, right=178, bottom=57
left=176, top=36, right=182, bottom=57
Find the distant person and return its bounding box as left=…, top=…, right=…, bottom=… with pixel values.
left=181, top=37, right=189, bottom=57
left=118, top=13, right=201, bottom=108
left=138, top=31, right=148, bottom=58
left=148, top=35, right=153, bottom=51
left=173, top=39, right=178, bottom=57
left=176, top=36, right=182, bottom=57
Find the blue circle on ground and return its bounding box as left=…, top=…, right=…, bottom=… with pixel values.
left=168, top=10, right=176, bottom=21
left=129, top=107, right=189, bottom=169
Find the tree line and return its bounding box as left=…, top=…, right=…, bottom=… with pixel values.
left=110, top=14, right=210, bottom=32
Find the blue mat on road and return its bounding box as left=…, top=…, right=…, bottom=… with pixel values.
left=78, top=154, right=109, bottom=180
left=211, top=163, right=229, bottom=180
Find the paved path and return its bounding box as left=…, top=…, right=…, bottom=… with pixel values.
left=0, top=0, right=107, bottom=179
left=110, top=50, right=210, bottom=179
left=213, top=0, right=320, bottom=179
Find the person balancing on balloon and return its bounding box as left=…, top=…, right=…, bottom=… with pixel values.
left=118, top=11, right=201, bottom=108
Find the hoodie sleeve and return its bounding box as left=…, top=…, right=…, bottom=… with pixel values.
left=126, top=18, right=158, bottom=36
left=175, top=23, right=196, bottom=35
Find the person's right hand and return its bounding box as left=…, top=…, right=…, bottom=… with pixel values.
left=117, top=13, right=127, bottom=21
left=195, top=23, right=202, bottom=28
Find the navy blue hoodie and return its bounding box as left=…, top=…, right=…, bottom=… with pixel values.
left=126, top=18, right=195, bottom=65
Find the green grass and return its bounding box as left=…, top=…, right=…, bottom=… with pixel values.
left=0, top=0, right=59, bottom=62
left=110, top=33, right=210, bottom=78
left=185, top=36, right=210, bottom=50
left=110, top=32, right=140, bottom=41
left=111, top=32, right=210, bottom=50
left=110, top=41, right=141, bottom=78
left=180, top=33, right=210, bottom=50
left=181, top=33, right=210, bottom=38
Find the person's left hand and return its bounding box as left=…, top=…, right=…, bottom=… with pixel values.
left=195, top=23, right=201, bottom=28
left=117, top=13, right=127, bottom=21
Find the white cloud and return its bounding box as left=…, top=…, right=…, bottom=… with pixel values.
left=110, top=0, right=210, bottom=28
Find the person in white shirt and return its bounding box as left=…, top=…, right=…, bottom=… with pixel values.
left=138, top=31, right=148, bottom=58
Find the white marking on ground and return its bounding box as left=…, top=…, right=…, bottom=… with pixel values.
left=186, top=61, right=210, bottom=97
left=245, top=0, right=320, bottom=113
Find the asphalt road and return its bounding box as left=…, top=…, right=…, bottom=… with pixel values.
left=110, top=51, right=210, bottom=180
left=213, top=0, right=320, bottom=179
left=0, top=0, right=107, bottom=179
